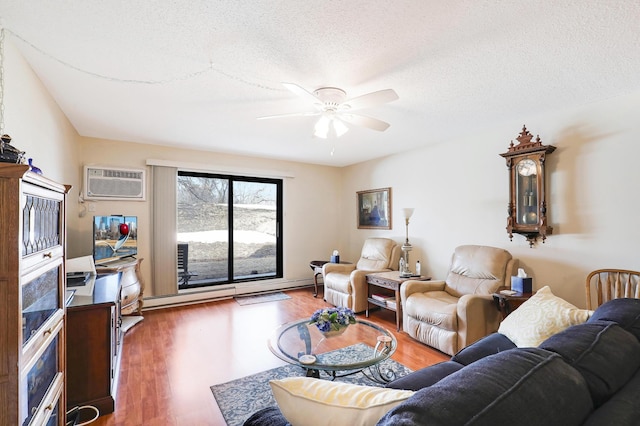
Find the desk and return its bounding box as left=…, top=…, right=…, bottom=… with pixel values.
left=366, top=271, right=430, bottom=331
left=67, top=273, right=122, bottom=416
left=309, top=260, right=351, bottom=297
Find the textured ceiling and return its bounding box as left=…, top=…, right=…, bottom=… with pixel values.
left=2, top=1, right=639, bottom=166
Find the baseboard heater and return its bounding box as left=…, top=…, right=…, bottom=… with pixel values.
left=144, top=286, right=236, bottom=310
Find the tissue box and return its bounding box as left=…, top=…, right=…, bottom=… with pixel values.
left=330, top=255, right=340, bottom=263
left=511, top=276, right=532, bottom=293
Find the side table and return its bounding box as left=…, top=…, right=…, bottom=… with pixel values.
left=492, top=286, right=534, bottom=319
left=309, top=260, right=351, bottom=297
left=365, top=271, right=430, bottom=331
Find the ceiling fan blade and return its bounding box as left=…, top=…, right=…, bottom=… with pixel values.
left=342, top=89, right=399, bottom=111
left=282, top=82, right=323, bottom=106
left=257, top=111, right=321, bottom=120
left=340, top=114, right=391, bottom=132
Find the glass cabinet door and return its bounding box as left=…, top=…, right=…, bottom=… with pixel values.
left=21, top=261, right=62, bottom=347
left=21, top=334, right=61, bottom=426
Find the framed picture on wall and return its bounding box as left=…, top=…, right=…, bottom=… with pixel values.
left=357, top=187, right=392, bottom=229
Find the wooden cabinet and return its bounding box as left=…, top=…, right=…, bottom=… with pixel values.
left=66, top=273, right=122, bottom=415
left=96, top=257, right=144, bottom=316
left=0, top=164, right=70, bottom=426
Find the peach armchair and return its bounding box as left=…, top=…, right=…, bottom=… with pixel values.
left=401, top=245, right=518, bottom=356
left=322, top=238, right=400, bottom=313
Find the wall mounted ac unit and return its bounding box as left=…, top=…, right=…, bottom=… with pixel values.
left=84, top=166, right=146, bottom=201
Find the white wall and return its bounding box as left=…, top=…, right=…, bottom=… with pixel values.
left=341, top=91, right=640, bottom=308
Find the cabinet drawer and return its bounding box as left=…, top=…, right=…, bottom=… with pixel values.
left=367, top=276, right=398, bottom=289
left=119, top=268, right=139, bottom=287
left=121, top=281, right=140, bottom=306
left=22, top=248, right=64, bottom=275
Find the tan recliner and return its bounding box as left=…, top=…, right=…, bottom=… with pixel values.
left=401, top=245, right=518, bottom=356
left=322, top=238, right=400, bottom=313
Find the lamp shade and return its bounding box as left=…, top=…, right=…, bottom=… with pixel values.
left=314, top=115, right=330, bottom=138
left=402, top=208, right=415, bottom=219
left=333, top=119, right=349, bottom=138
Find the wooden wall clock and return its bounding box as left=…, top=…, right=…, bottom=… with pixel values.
left=500, top=125, right=556, bottom=247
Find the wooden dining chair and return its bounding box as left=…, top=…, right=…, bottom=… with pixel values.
left=585, top=269, right=640, bottom=310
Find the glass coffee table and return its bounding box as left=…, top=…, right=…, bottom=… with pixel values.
left=268, top=318, right=398, bottom=383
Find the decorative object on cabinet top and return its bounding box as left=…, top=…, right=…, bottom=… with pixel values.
left=0, top=134, right=26, bottom=164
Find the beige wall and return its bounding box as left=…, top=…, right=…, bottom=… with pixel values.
left=75, top=138, right=343, bottom=298
left=3, top=40, right=81, bottom=195
left=4, top=39, right=344, bottom=301
left=3, top=40, right=87, bottom=276
left=6, top=38, right=639, bottom=308
left=342, top=90, right=640, bottom=308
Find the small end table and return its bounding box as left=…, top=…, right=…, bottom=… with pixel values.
left=365, top=271, right=430, bottom=331
left=492, top=286, right=534, bottom=319
left=309, top=260, right=351, bottom=297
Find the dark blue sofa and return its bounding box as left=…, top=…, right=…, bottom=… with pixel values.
left=245, top=298, right=640, bottom=425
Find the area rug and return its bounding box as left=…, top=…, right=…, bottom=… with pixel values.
left=211, top=344, right=412, bottom=426
left=234, top=292, right=291, bottom=305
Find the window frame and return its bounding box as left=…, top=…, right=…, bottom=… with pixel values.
left=177, top=170, right=283, bottom=288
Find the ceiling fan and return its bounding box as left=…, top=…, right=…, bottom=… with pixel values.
left=258, top=83, right=399, bottom=139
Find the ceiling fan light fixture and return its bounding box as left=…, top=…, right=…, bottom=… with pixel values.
left=314, top=115, right=331, bottom=139
left=260, top=83, right=398, bottom=140
left=333, top=119, right=349, bottom=138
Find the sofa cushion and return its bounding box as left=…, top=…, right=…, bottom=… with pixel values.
left=587, top=298, right=640, bottom=341
left=498, top=286, right=591, bottom=347
left=451, top=332, right=516, bottom=365
left=377, top=348, right=593, bottom=426
left=386, top=333, right=517, bottom=392
left=385, top=361, right=463, bottom=391
left=539, top=320, right=640, bottom=407
left=269, top=377, right=414, bottom=426
left=243, top=406, right=290, bottom=426
left=583, top=367, right=640, bottom=426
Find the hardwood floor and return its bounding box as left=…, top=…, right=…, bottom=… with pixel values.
left=87, top=287, right=448, bottom=425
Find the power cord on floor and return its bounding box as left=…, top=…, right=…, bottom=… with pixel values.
left=66, top=405, right=99, bottom=426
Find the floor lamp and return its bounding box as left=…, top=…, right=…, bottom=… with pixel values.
left=400, top=208, right=414, bottom=277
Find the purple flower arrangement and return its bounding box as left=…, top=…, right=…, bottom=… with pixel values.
left=309, top=307, right=356, bottom=333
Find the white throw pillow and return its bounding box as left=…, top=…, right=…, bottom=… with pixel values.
left=498, top=285, right=591, bottom=347
left=269, top=377, right=414, bottom=426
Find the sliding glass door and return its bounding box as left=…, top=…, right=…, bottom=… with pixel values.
left=177, top=171, right=282, bottom=288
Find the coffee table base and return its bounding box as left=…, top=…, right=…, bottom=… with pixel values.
left=361, top=363, right=398, bottom=384
left=300, top=336, right=396, bottom=384
left=301, top=364, right=397, bottom=384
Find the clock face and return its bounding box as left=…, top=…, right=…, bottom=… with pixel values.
left=517, top=159, right=537, bottom=177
